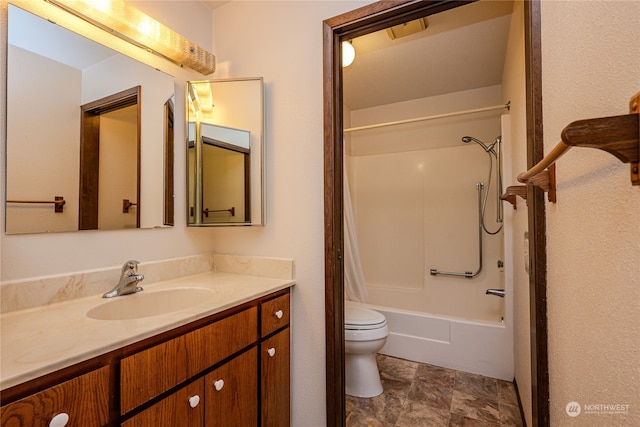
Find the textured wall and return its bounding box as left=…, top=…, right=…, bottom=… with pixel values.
left=500, top=1, right=531, bottom=425
left=541, top=1, right=640, bottom=425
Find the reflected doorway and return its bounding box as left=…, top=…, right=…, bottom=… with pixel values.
left=79, top=86, right=141, bottom=230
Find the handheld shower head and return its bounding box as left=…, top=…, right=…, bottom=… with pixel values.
left=462, top=136, right=493, bottom=153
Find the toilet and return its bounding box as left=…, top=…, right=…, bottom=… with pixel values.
left=344, top=301, right=389, bottom=398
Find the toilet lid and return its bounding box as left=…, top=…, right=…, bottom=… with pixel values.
left=345, top=304, right=386, bottom=329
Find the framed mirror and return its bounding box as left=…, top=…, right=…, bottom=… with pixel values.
left=4, top=4, right=175, bottom=234
left=187, top=78, right=265, bottom=226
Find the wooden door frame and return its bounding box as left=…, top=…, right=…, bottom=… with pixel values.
left=79, top=86, right=141, bottom=230
left=322, top=1, right=548, bottom=426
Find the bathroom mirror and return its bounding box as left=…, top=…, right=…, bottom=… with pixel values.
left=187, top=78, right=265, bottom=226
left=4, top=4, right=175, bottom=234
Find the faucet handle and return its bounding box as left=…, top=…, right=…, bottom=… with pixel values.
left=122, top=260, right=140, bottom=274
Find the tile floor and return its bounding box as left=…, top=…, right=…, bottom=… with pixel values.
left=346, top=354, right=524, bottom=427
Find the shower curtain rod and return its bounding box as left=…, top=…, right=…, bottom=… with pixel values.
left=343, top=102, right=510, bottom=133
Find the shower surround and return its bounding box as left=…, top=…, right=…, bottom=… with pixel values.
left=344, top=86, right=513, bottom=379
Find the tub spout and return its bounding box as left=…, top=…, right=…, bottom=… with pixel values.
left=486, top=289, right=505, bottom=297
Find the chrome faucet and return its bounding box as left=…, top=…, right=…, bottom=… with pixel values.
left=102, top=260, right=144, bottom=298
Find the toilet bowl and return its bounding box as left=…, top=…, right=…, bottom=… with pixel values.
left=344, top=301, right=389, bottom=398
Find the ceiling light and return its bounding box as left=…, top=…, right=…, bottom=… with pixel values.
left=45, top=0, right=216, bottom=75
left=342, top=41, right=355, bottom=67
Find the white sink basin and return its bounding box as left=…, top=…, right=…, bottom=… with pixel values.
left=87, top=288, right=216, bottom=320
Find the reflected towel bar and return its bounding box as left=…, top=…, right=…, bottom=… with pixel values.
left=122, top=199, right=138, bottom=213
left=512, top=91, right=639, bottom=201
left=6, top=196, right=65, bottom=213
left=203, top=207, right=235, bottom=218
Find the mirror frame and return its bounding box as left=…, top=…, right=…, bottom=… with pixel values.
left=186, top=77, right=265, bottom=227
left=323, top=1, right=549, bottom=426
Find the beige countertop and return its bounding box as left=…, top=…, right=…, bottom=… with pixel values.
left=0, top=271, right=294, bottom=390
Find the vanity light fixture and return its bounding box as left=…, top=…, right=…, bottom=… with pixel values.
left=187, top=81, right=214, bottom=115
left=45, top=0, right=216, bottom=75
left=342, top=41, right=355, bottom=67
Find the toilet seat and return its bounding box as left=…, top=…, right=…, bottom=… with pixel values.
left=345, top=302, right=388, bottom=341
left=345, top=302, right=386, bottom=330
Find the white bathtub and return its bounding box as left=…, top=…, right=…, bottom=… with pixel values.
left=353, top=302, right=514, bottom=381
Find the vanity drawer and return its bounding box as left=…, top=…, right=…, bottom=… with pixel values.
left=0, top=366, right=110, bottom=427
left=120, top=306, right=257, bottom=414
left=261, top=293, right=290, bottom=337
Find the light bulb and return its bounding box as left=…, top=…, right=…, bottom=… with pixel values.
left=342, top=41, right=355, bottom=67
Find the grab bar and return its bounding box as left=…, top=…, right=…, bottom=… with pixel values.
left=429, top=182, right=483, bottom=279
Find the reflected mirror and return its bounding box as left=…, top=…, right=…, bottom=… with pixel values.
left=187, top=78, right=264, bottom=226
left=5, top=4, right=175, bottom=234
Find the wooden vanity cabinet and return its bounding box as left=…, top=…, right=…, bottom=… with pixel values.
left=0, top=288, right=291, bottom=427
left=0, top=366, right=110, bottom=427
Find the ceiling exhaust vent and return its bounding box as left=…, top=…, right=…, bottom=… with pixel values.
left=386, top=17, right=429, bottom=40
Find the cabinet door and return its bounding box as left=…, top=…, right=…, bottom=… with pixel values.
left=122, top=379, right=204, bottom=427
left=204, top=347, right=257, bottom=427
left=261, top=328, right=290, bottom=427
left=0, top=367, right=110, bottom=427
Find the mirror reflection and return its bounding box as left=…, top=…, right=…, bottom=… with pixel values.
left=5, top=4, right=175, bottom=234
left=187, top=78, right=264, bottom=226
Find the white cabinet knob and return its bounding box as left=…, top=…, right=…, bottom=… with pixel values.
left=214, top=379, right=224, bottom=391
left=188, top=395, right=200, bottom=408
left=49, top=413, right=69, bottom=427
left=267, top=347, right=276, bottom=357
left=274, top=310, right=283, bottom=319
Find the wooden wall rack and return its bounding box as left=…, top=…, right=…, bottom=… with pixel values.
left=503, top=91, right=639, bottom=207
left=122, top=199, right=138, bottom=213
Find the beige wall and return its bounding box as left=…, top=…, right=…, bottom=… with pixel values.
left=211, top=3, right=375, bottom=424
left=501, top=1, right=531, bottom=426
left=541, top=1, right=640, bottom=425
left=5, top=45, right=81, bottom=233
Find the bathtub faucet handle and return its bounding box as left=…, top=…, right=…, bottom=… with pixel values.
left=486, top=289, right=505, bottom=297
